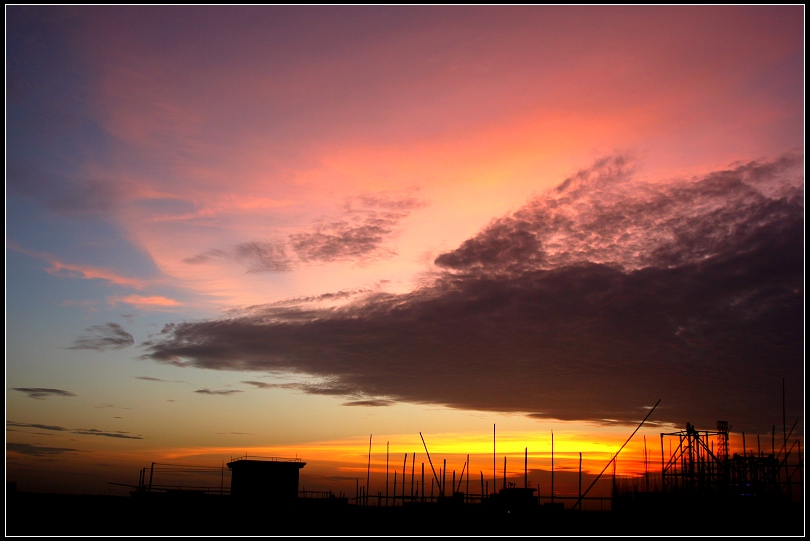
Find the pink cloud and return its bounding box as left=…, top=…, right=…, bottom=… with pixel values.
left=8, top=242, right=150, bottom=290
left=48, top=7, right=801, bottom=310
left=108, top=295, right=182, bottom=309
left=45, top=260, right=149, bottom=290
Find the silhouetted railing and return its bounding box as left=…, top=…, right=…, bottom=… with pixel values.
left=229, top=455, right=303, bottom=463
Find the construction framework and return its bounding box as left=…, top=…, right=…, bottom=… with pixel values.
left=659, top=421, right=803, bottom=502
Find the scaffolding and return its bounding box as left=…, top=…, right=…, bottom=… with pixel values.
left=659, top=421, right=802, bottom=502
left=132, top=462, right=230, bottom=496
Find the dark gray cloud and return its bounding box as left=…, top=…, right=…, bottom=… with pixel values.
left=233, top=242, right=292, bottom=272
left=6, top=421, right=68, bottom=432
left=71, top=429, right=143, bottom=439
left=146, top=153, right=803, bottom=432
left=13, top=388, right=76, bottom=399
left=183, top=248, right=228, bottom=265
left=184, top=191, right=427, bottom=272
left=69, top=323, right=134, bottom=350
left=194, top=388, right=243, bottom=396
left=242, top=379, right=394, bottom=404
left=136, top=376, right=184, bottom=383
left=7, top=420, right=144, bottom=439
left=342, top=399, right=395, bottom=407
left=241, top=380, right=364, bottom=397
left=6, top=442, right=82, bottom=456
left=241, top=380, right=274, bottom=389
left=184, top=241, right=291, bottom=272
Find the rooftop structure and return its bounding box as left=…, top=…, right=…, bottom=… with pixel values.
left=226, top=456, right=306, bottom=502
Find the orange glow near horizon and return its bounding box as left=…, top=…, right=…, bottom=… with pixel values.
left=133, top=429, right=673, bottom=477
left=7, top=422, right=801, bottom=498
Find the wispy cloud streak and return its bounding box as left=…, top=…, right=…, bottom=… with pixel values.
left=184, top=191, right=427, bottom=272
left=69, top=323, right=134, bottom=350
left=7, top=420, right=144, bottom=440
left=13, top=388, right=77, bottom=399
left=6, top=443, right=82, bottom=456
left=194, top=389, right=242, bottom=396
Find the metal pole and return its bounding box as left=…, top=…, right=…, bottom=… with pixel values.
left=386, top=441, right=389, bottom=506
left=456, top=462, right=466, bottom=493
left=149, top=462, right=155, bottom=493
left=644, top=435, right=648, bottom=492
left=411, top=452, right=416, bottom=501
left=422, top=463, right=425, bottom=502
left=503, top=456, right=507, bottom=491
left=575, top=398, right=661, bottom=509
left=525, top=447, right=528, bottom=489
left=612, top=453, right=617, bottom=497
left=493, top=424, right=496, bottom=497
left=579, top=452, right=582, bottom=503
left=551, top=431, right=554, bottom=505
left=402, top=454, right=407, bottom=501
left=419, top=432, right=444, bottom=498
left=660, top=434, right=665, bottom=492
left=466, top=454, right=470, bottom=503
left=442, top=459, right=447, bottom=498
left=366, top=434, right=372, bottom=506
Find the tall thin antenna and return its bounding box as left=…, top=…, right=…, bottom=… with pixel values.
left=493, top=424, right=496, bottom=496
left=366, top=434, right=372, bottom=506
left=442, top=459, right=447, bottom=497
left=503, top=456, right=507, bottom=490
left=402, top=454, right=407, bottom=500
left=644, top=435, right=648, bottom=492
left=411, top=452, right=416, bottom=501
left=524, top=447, right=528, bottom=489
left=466, top=454, right=470, bottom=502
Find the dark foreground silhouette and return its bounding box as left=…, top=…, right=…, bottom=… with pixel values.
left=6, top=490, right=803, bottom=536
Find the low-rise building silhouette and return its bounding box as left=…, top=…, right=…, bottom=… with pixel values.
left=227, top=456, right=306, bottom=502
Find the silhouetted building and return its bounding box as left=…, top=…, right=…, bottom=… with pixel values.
left=227, top=457, right=305, bottom=502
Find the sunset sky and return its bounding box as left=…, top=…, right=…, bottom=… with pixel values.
left=6, top=6, right=804, bottom=498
